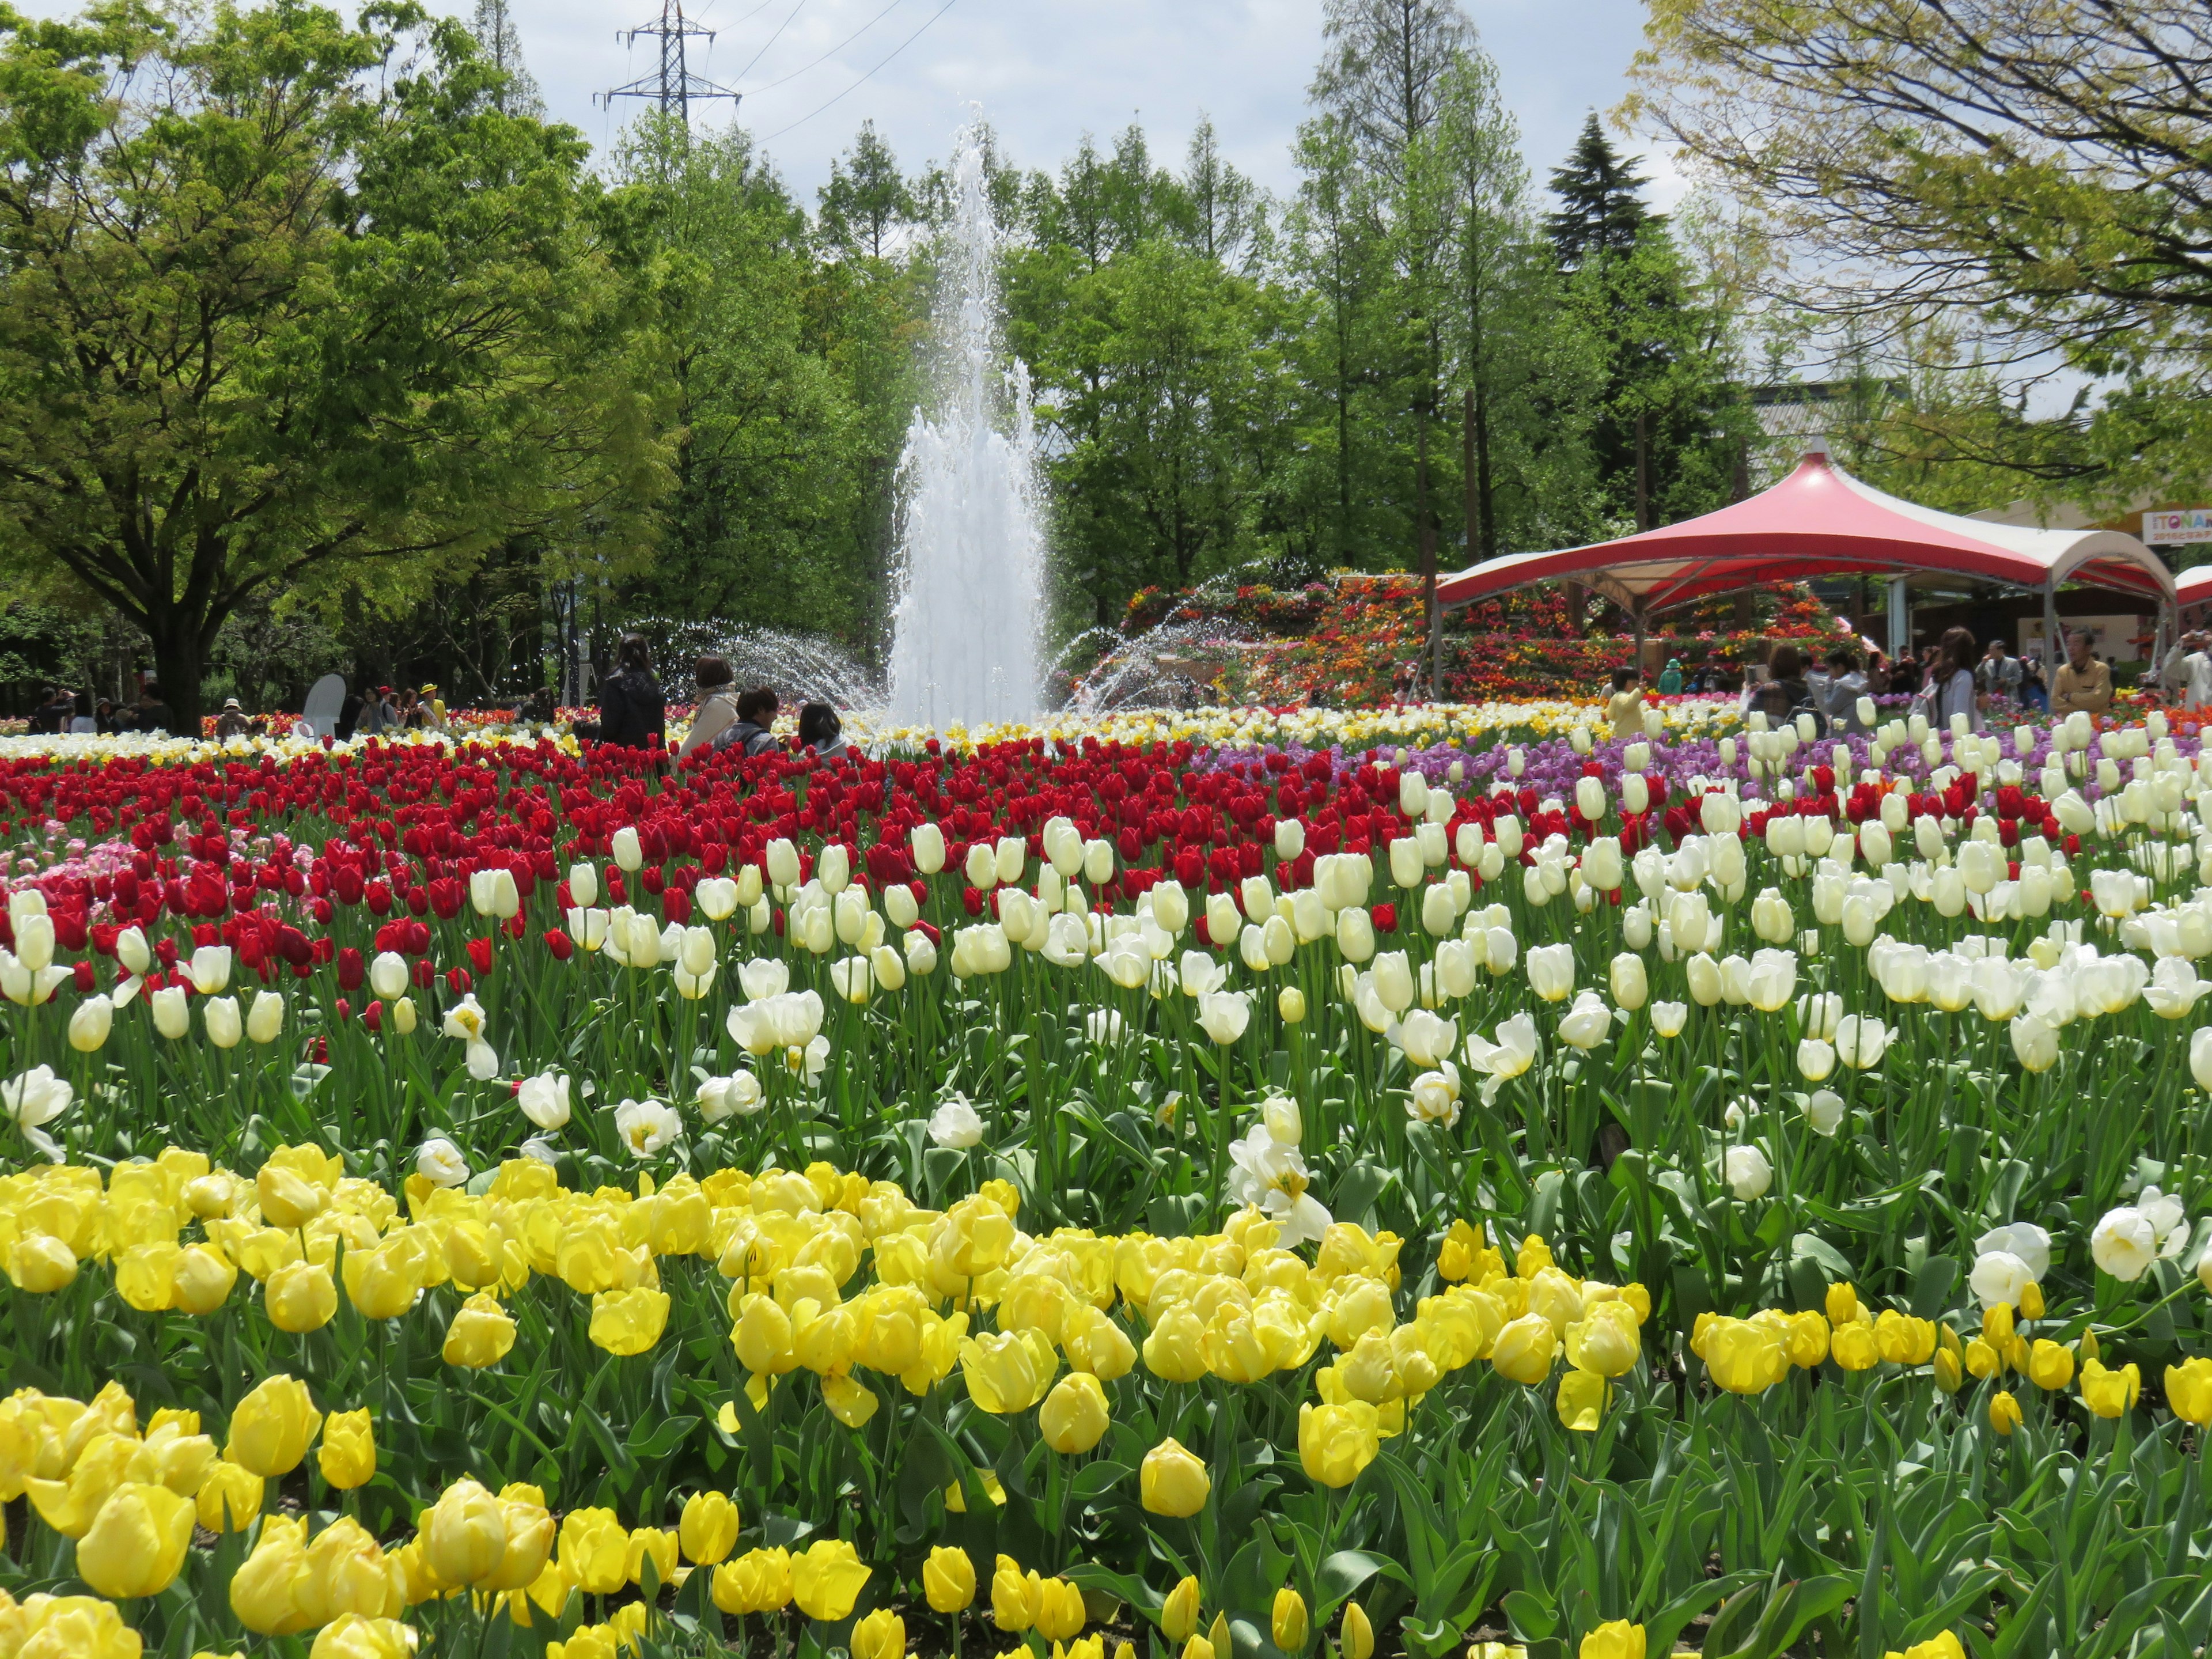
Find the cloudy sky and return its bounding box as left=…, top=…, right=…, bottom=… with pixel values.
left=502, top=0, right=1680, bottom=213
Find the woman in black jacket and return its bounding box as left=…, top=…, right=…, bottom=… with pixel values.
left=597, top=634, right=666, bottom=749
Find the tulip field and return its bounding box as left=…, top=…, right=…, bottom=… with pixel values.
left=0, top=695, right=2209, bottom=1659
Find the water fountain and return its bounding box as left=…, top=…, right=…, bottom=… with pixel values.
left=886, top=118, right=1047, bottom=730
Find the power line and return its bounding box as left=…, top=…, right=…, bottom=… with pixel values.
left=747, top=0, right=907, bottom=96
left=758, top=0, right=956, bottom=141
left=734, top=0, right=810, bottom=84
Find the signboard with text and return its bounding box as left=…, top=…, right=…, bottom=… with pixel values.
left=2144, top=508, right=2212, bottom=546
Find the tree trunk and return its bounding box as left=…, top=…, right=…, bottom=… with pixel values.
left=1635, top=410, right=1651, bottom=533
left=147, top=610, right=208, bottom=736
left=1416, top=397, right=1438, bottom=699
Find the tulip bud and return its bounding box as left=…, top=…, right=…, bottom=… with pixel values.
left=1273, top=1588, right=1310, bottom=1654
left=203, top=994, right=243, bottom=1049
left=116, top=924, right=151, bottom=975
left=369, top=951, right=408, bottom=1001
left=246, top=990, right=285, bottom=1044
left=69, top=993, right=113, bottom=1052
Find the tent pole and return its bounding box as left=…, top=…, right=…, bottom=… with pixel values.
left=1633, top=607, right=1646, bottom=679
left=2043, top=579, right=2059, bottom=672
left=1887, top=577, right=1908, bottom=660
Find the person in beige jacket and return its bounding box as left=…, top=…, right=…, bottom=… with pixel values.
left=2051, top=629, right=2113, bottom=717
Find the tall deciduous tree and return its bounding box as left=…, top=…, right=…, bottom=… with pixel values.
left=0, top=0, right=665, bottom=726
left=1628, top=0, right=2212, bottom=498
left=1309, top=0, right=1478, bottom=687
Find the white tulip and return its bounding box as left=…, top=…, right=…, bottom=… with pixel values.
left=927, top=1096, right=984, bottom=1148
left=416, top=1137, right=469, bottom=1187
left=2, top=1064, right=72, bottom=1130
left=1834, top=1014, right=1888, bottom=1069
left=1722, top=1143, right=1772, bottom=1200
left=911, top=822, right=946, bottom=875
left=1336, top=907, right=1375, bottom=963
left=1649, top=1001, right=1687, bottom=1038
left=1796, top=1037, right=1835, bottom=1081
left=567, top=862, right=600, bottom=907
left=115, top=925, right=151, bottom=976
left=187, top=945, right=232, bottom=995
left=68, top=994, right=113, bottom=1052
left=247, top=991, right=285, bottom=1044
left=611, top=827, right=643, bottom=872
left=1196, top=988, right=1251, bottom=1045
left=1802, top=1089, right=1845, bottom=1136
left=1526, top=942, right=1574, bottom=1002
left=518, top=1071, right=571, bottom=1130
left=614, top=1097, right=683, bottom=1159
left=765, top=838, right=801, bottom=889
left=1609, top=952, right=1647, bottom=1012
left=903, top=928, right=938, bottom=976
left=817, top=843, right=851, bottom=896
left=203, top=995, right=242, bottom=1049
left=1275, top=818, right=1306, bottom=861
left=1556, top=990, right=1613, bottom=1051
left=2089, top=1206, right=2157, bottom=1281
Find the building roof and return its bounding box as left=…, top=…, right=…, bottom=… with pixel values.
left=1437, top=448, right=2176, bottom=615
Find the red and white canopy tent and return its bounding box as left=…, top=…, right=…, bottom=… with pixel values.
left=1436, top=445, right=2176, bottom=666
left=2178, top=563, right=2212, bottom=616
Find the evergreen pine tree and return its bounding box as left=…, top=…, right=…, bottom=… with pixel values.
left=1546, top=113, right=1650, bottom=270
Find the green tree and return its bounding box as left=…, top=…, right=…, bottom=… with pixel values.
left=1309, top=0, right=1481, bottom=683
left=614, top=115, right=876, bottom=641
left=818, top=120, right=914, bottom=261
left=0, top=0, right=665, bottom=727
left=1628, top=0, right=2212, bottom=502
left=1546, top=122, right=1749, bottom=552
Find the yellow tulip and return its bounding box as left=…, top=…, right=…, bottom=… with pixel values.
left=257, top=1163, right=328, bottom=1229
left=1884, top=1635, right=1967, bottom=1659
left=171, top=1243, right=238, bottom=1314
left=426, top=1479, right=510, bottom=1585
left=1490, top=1313, right=1558, bottom=1384
left=589, top=1287, right=670, bottom=1357
left=712, top=1547, right=793, bottom=1614
left=2080, top=1359, right=2140, bottom=1419
left=1036, top=1577, right=1086, bottom=1641
left=1143, top=1304, right=1209, bottom=1384
left=1580, top=1620, right=1646, bottom=1659
left=301, top=1515, right=405, bottom=1625
left=1342, top=1601, right=1374, bottom=1659
left=198, top=1460, right=264, bottom=1532
left=627, top=1526, right=678, bottom=1589
left=1437, top=1219, right=1483, bottom=1282
left=308, top=1614, right=418, bottom=1659
left=1273, top=1588, right=1310, bottom=1653
left=1556, top=1368, right=1609, bottom=1432
left=1158, top=1573, right=1201, bottom=1641
left=231, top=1515, right=317, bottom=1635
left=226, top=1374, right=321, bottom=1477
left=442, top=1293, right=516, bottom=1368
left=2027, top=1339, right=2075, bottom=1392
left=319, top=1410, right=376, bottom=1491
left=1703, top=1319, right=1789, bottom=1395
left=992, top=1552, right=1040, bottom=1630
left=680, top=1491, right=740, bottom=1565
left=484, top=1495, right=556, bottom=1594
left=923, top=1545, right=977, bottom=1612
left=342, top=1233, right=424, bottom=1321
left=1297, top=1400, right=1380, bottom=1488
left=853, top=1608, right=906, bottom=1659
left=265, top=1260, right=339, bottom=1333
left=2166, top=1357, right=2212, bottom=1425
left=1824, top=1282, right=1857, bottom=1326
left=2018, top=1281, right=2045, bottom=1320
left=1140, top=1437, right=1210, bottom=1517
left=1038, top=1372, right=1110, bottom=1454
left=8, top=1234, right=78, bottom=1292
left=1989, top=1391, right=2022, bottom=1435
left=1565, top=1302, right=1641, bottom=1378
left=77, top=1480, right=194, bottom=1598
left=791, top=1537, right=870, bottom=1620
left=731, top=1294, right=798, bottom=1376
left=9, top=1596, right=140, bottom=1659
left=961, top=1329, right=1058, bottom=1414
left=558, top=1508, right=630, bottom=1596
left=1831, top=1322, right=1879, bottom=1372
